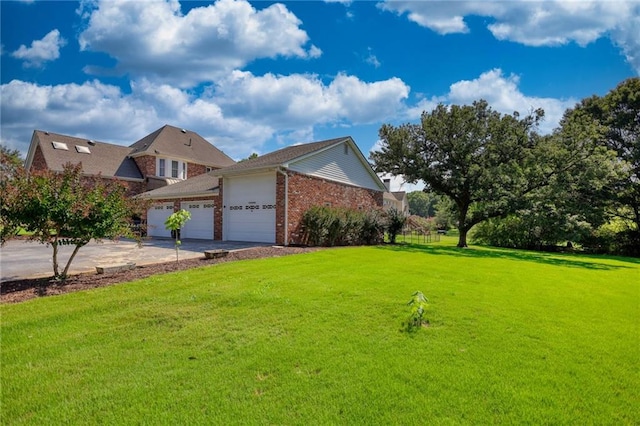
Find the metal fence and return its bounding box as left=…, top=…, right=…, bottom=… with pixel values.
left=387, top=229, right=441, bottom=244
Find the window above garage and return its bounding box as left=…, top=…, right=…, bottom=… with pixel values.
left=157, top=157, right=187, bottom=180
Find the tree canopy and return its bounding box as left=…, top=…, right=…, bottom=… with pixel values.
left=1, top=163, right=146, bottom=279
left=578, top=79, right=639, bottom=229
left=407, top=191, right=439, bottom=217
left=371, top=100, right=546, bottom=247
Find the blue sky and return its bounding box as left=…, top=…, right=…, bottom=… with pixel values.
left=1, top=0, right=638, bottom=189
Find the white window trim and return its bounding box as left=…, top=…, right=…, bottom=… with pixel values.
left=157, top=157, right=188, bottom=180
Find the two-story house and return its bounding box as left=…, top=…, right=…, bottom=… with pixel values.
left=24, top=124, right=236, bottom=196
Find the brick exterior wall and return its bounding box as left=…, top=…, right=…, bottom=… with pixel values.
left=133, top=155, right=155, bottom=180
left=30, top=145, right=48, bottom=172
left=215, top=180, right=223, bottom=241
left=121, top=180, right=147, bottom=197
left=188, top=162, right=207, bottom=177
left=275, top=172, right=286, bottom=245
left=134, top=156, right=211, bottom=181
left=283, top=171, right=384, bottom=245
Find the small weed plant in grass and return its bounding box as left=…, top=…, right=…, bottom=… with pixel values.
left=406, top=290, right=429, bottom=332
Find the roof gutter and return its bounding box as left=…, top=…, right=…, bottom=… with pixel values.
left=212, top=165, right=281, bottom=178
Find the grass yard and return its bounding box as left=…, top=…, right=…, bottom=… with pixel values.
left=2, top=239, right=638, bottom=424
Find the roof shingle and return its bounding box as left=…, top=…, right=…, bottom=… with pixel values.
left=129, top=124, right=235, bottom=168
left=31, top=131, right=143, bottom=180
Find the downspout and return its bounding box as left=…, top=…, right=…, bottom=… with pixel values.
left=276, top=167, right=288, bottom=246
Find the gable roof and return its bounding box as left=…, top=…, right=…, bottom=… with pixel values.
left=386, top=191, right=407, bottom=202
left=213, top=136, right=386, bottom=191
left=25, top=130, right=143, bottom=180
left=137, top=171, right=220, bottom=199
left=212, top=137, right=346, bottom=175
left=129, top=124, right=235, bottom=168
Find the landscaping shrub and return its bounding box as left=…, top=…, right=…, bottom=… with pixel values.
left=384, top=207, right=407, bottom=244
left=301, top=206, right=384, bottom=246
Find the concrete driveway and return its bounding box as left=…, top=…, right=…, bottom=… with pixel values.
left=0, top=238, right=269, bottom=282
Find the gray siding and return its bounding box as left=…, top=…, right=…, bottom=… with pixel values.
left=289, top=142, right=380, bottom=190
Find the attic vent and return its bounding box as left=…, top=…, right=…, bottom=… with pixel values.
left=181, top=129, right=187, bottom=133
left=87, top=140, right=96, bottom=146
left=75, top=145, right=91, bottom=154
left=52, top=141, right=68, bottom=151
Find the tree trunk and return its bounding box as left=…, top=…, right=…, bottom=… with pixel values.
left=456, top=204, right=469, bottom=248
left=51, top=239, right=60, bottom=277
left=457, top=227, right=469, bottom=248
left=61, top=243, right=84, bottom=279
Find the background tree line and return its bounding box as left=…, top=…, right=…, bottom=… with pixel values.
left=373, top=78, right=639, bottom=256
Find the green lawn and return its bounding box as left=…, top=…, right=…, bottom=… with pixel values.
left=2, top=239, right=638, bottom=424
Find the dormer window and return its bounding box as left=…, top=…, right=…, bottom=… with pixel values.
left=157, top=157, right=187, bottom=180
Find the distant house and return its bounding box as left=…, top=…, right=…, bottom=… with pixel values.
left=383, top=191, right=409, bottom=216
left=139, top=136, right=386, bottom=245
left=380, top=176, right=409, bottom=216
left=24, top=125, right=235, bottom=196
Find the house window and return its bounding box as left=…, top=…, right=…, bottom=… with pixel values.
left=344, top=144, right=349, bottom=155
left=157, top=158, right=187, bottom=180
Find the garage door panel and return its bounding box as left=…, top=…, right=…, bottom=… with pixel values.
left=180, top=201, right=214, bottom=240
left=225, top=174, right=276, bottom=243
left=147, top=203, right=174, bottom=238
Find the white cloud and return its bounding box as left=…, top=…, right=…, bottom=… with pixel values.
left=402, top=69, right=575, bottom=135
left=379, top=0, right=640, bottom=74
left=1, top=66, right=576, bottom=160
left=611, top=13, right=640, bottom=74
left=78, top=0, right=320, bottom=87
left=0, top=71, right=410, bottom=159
left=11, top=29, right=66, bottom=68
left=214, top=71, right=410, bottom=128
left=365, top=47, right=381, bottom=68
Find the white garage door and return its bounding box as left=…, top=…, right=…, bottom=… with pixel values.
left=147, top=202, right=174, bottom=238
left=180, top=201, right=214, bottom=240
left=224, top=173, right=276, bottom=243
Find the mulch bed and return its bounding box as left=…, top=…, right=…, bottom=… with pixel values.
left=1, top=246, right=321, bottom=304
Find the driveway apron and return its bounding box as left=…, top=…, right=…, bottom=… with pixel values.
left=0, top=239, right=268, bottom=281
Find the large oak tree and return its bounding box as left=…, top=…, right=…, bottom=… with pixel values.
left=371, top=100, right=547, bottom=247
left=578, top=78, right=639, bottom=235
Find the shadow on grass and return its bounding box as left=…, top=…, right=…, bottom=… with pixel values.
left=377, top=243, right=637, bottom=271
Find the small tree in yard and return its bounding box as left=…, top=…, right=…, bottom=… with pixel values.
left=1, top=163, right=146, bottom=281
left=165, top=209, right=191, bottom=262
left=385, top=207, right=406, bottom=244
